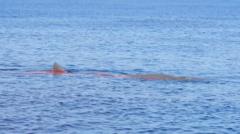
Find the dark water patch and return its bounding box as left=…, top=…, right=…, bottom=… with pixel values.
left=0, top=68, right=19, bottom=71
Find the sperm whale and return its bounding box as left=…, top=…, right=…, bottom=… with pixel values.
left=27, top=63, right=201, bottom=81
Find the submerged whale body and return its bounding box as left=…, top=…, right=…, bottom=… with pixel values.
left=127, top=74, right=200, bottom=81
left=96, top=73, right=200, bottom=81
left=94, top=69, right=200, bottom=81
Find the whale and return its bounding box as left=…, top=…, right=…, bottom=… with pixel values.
left=27, top=63, right=201, bottom=81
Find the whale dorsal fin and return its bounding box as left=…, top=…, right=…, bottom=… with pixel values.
left=53, top=62, right=65, bottom=72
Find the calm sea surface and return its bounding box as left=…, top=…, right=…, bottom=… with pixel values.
left=0, top=0, right=240, bottom=133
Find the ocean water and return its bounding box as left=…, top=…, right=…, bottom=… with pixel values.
left=0, top=0, right=240, bottom=133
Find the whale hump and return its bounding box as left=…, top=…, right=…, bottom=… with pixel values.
left=52, top=62, right=65, bottom=74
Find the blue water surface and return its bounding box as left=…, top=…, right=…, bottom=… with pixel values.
left=0, top=0, right=240, bottom=133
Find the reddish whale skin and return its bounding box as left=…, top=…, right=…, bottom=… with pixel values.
left=25, top=70, right=67, bottom=75
left=49, top=69, right=66, bottom=75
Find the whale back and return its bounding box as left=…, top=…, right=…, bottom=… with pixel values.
left=52, top=62, right=65, bottom=74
